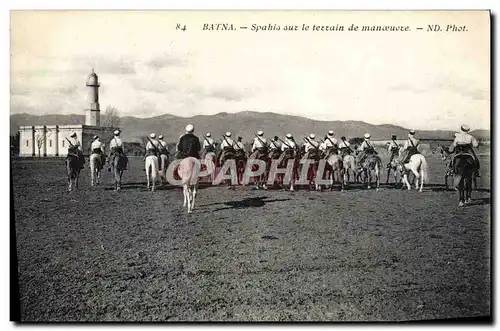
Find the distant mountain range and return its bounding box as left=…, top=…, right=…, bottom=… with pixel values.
left=10, top=111, right=490, bottom=143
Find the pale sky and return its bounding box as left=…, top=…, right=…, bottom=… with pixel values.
left=10, top=11, right=490, bottom=130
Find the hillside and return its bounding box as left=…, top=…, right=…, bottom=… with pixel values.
left=10, top=111, right=487, bottom=143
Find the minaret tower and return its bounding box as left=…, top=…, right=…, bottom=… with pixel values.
left=85, top=68, right=100, bottom=126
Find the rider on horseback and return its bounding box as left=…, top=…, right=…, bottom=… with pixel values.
left=357, top=133, right=378, bottom=164
left=449, top=125, right=481, bottom=177
left=304, top=133, right=320, bottom=154
left=269, top=136, right=282, bottom=159
left=252, top=131, right=269, bottom=157
left=90, top=135, right=106, bottom=169
left=338, top=136, right=352, bottom=157
left=108, top=129, right=128, bottom=171
left=387, top=134, right=400, bottom=168
left=157, top=134, right=170, bottom=170
left=234, top=136, right=246, bottom=157
left=400, top=130, right=420, bottom=164
left=176, top=124, right=201, bottom=159
left=202, top=133, right=216, bottom=154
left=319, top=130, right=339, bottom=158
left=145, top=132, right=161, bottom=161
left=219, top=131, right=236, bottom=164
left=67, top=132, right=85, bottom=170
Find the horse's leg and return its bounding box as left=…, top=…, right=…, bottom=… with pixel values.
left=192, top=184, right=197, bottom=210
left=67, top=171, right=72, bottom=192
left=376, top=166, right=380, bottom=191
left=403, top=173, right=411, bottom=190
left=458, top=176, right=465, bottom=207
left=183, top=184, right=188, bottom=208
left=146, top=162, right=150, bottom=189
left=90, top=161, right=94, bottom=186
left=386, top=168, right=391, bottom=185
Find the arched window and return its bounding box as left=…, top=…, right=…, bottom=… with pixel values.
left=62, top=140, right=65, bottom=147
left=49, top=140, right=52, bottom=147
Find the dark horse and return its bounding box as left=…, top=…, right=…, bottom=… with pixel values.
left=452, top=149, right=476, bottom=207
left=109, top=150, right=128, bottom=191
left=439, top=145, right=477, bottom=191
left=65, top=146, right=81, bottom=191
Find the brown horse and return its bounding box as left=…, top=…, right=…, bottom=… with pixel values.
left=65, top=150, right=81, bottom=192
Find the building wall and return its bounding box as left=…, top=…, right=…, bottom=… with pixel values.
left=19, top=126, right=35, bottom=157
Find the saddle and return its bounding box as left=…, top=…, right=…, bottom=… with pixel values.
left=250, top=148, right=268, bottom=160
left=452, top=152, right=475, bottom=168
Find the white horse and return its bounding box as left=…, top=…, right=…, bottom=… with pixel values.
left=342, top=154, right=358, bottom=186
left=89, top=152, right=103, bottom=186
left=178, top=157, right=200, bottom=214
left=396, top=152, right=428, bottom=192
left=145, top=155, right=159, bottom=192
left=158, top=154, right=170, bottom=185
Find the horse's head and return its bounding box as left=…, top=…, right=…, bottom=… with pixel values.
left=438, top=145, right=452, bottom=161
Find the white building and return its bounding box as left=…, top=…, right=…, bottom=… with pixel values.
left=19, top=70, right=117, bottom=157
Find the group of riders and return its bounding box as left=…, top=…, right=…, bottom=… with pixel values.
left=64, top=123, right=481, bottom=182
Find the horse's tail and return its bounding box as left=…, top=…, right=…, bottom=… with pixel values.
left=420, top=155, right=428, bottom=183
left=179, top=157, right=199, bottom=186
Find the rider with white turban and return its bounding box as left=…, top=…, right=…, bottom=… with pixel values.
left=90, top=135, right=106, bottom=168
left=108, top=129, right=128, bottom=170
left=304, top=133, right=319, bottom=153
left=176, top=124, right=201, bottom=159
left=202, top=133, right=216, bottom=153
left=281, top=133, right=297, bottom=152
left=357, top=133, right=377, bottom=163
left=320, top=130, right=339, bottom=156
left=450, top=125, right=481, bottom=177
left=252, top=130, right=268, bottom=152
left=145, top=133, right=161, bottom=157
left=400, top=129, right=420, bottom=164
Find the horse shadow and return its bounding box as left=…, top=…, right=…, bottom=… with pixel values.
left=210, top=196, right=291, bottom=211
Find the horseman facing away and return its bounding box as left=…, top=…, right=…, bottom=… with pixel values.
left=176, top=124, right=201, bottom=159
left=338, top=136, right=352, bottom=157
left=252, top=130, right=268, bottom=153
left=218, top=131, right=236, bottom=164
left=450, top=125, right=481, bottom=177
left=357, top=133, right=378, bottom=164
left=67, top=132, right=85, bottom=170
left=234, top=136, right=245, bottom=151
left=387, top=134, right=400, bottom=168
left=320, top=130, right=339, bottom=157
left=146, top=133, right=161, bottom=157
left=304, top=134, right=320, bottom=153
left=108, top=129, right=128, bottom=170
left=400, top=129, right=420, bottom=164
left=90, top=136, right=106, bottom=168
left=281, top=133, right=298, bottom=152
left=269, top=136, right=281, bottom=151
left=202, top=133, right=216, bottom=153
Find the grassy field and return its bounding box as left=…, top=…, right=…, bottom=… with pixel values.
left=11, top=153, right=491, bottom=321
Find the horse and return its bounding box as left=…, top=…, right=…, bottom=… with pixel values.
left=300, top=148, right=321, bottom=191
left=158, top=153, right=170, bottom=185
left=452, top=152, right=475, bottom=207
left=201, top=150, right=217, bottom=184
left=438, top=145, right=477, bottom=191
left=274, top=148, right=300, bottom=191
left=178, top=157, right=200, bottom=214
left=219, top=147, right=238, bottom=189
left=249, top=148, right=270, bottom=190
left=359, top=153, right=382, bottom=190
left=386, top=147, right=401, bottom=185
left=110, top=152, right=127, bottom=191
left=396, top=153, right=428, bottom=192
left=89, top=152, right=104, bottom=186
left=65, top=149, right=81, bottom=192
left=325, top=153, right=344, bottom=192
left=145, top=155, right=159, bottom=192
left=340, top=151, right=358, bottom=186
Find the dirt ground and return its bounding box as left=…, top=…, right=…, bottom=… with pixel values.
left=11, top=154, right=491, bottom=321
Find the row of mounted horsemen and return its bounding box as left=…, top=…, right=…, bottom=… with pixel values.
left=64, top=124, right=481, bottom=207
